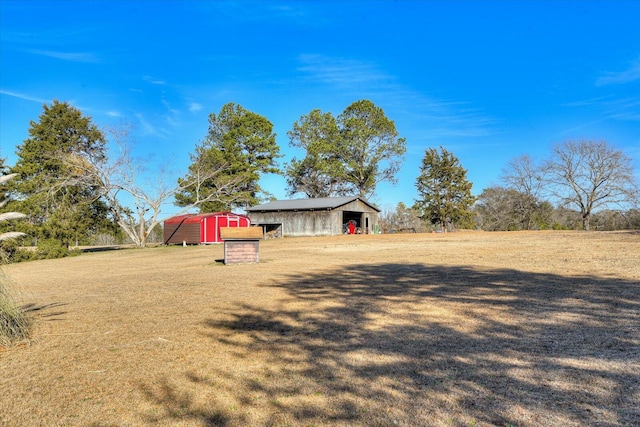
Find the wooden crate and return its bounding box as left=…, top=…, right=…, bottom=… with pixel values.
left=220, top=227, right=263, bottom=264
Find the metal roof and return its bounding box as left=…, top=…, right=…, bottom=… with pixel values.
left=246, top=196, right=380, bottom=212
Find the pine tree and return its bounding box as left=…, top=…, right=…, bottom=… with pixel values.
left=414, top=147, right=475, bottom=232
left=10, top=100, right=109, bottom=250
left=176, top=103, right=281, bottom=211
left=286, top=109, right=351, bottom=197
left=338, top=100, right=406, bottom=198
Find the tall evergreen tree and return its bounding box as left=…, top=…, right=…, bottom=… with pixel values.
left=286, top=109, right=352, bottom=198
left=414, top=147, right=475, bottom=232
left=10, top=100, right=109, bottom=248
left=176, top=103, right=281, bottom=211
left=338, top=100, right=406, bottom=198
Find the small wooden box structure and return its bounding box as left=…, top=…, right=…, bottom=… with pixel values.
left=219, top=227, right=264, bottom=264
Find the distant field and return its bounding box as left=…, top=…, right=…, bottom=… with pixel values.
left=2, top=231, right=639, bottom=426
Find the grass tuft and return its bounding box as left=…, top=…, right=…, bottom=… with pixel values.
left=0, top=270, right=31, bottom=347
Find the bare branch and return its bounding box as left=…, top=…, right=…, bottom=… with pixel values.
left=0, top=174, right=19, bottom=186
left=57, top=123, right=245, bottom=247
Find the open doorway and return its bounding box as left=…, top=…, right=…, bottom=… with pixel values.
left=342, top=211, right=363, bottom=234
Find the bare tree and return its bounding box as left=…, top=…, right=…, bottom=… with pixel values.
left=0, top=174, right=26, bottom=243
left=66, top=124, right=244, bottom=247
left=475, top=186, right=553, bottom=231
left=500, top=154, right=547, bottom=230
left=379, top=202, right=427, bottom=233
left=502, top=154, right=546, bottom=196
left=544, top=140, right=638, bottom=230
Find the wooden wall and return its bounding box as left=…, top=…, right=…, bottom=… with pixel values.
left=164, top=221, right=200, bottom=245
left=248, top=199, right=380, bottom=237
left=224, top=240, right=260, bottom=264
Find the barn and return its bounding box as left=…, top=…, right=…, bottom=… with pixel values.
left=163, top=212, right=252, bottom=245
left=246, top=196, right=380, bottom=237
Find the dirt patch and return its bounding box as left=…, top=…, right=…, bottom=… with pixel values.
left=2, top=231, right=639, bottom=426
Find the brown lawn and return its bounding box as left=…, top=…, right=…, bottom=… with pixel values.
left=1, top=231, right=639, bottom=426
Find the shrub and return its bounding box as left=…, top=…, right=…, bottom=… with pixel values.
left=35, top=239, right=71, bottom=260
left=0, top=240, right=34, bottom=263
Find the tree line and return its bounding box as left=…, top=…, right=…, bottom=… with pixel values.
left=0, top=99, right=406, bottom=257
left=477, top=143, right=639, bottom=231
left=0, top=99, right=638, bottom=260
left=382, top=144, right=639, bottom=233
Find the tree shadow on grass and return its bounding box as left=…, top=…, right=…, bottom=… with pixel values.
left=139, top=376, right=229, bottom=426
left=148, top=263, right=640, bottom=426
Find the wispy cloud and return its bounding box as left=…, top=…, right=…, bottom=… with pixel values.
left=563, top=96, right=610, bottom=107
left=298, top=54, right=393, bottom=87
left=0, top=89, right=47, bottom=104
left=210, top=2, right=320, bottom=25
left=297, top=54, right=496, bottom=138
left=135, top=113, right=169, bottom=138
left=143, top=76, right=166, bottom=85
left=188, top=102, right=203, bottom=113
left=564, top=96, right=640, bottom=123
left=107, top=110, right=123, bottom=118
left=608, top=111, right=640, bottom=121
left=596, top=57, right=640, bottom=86
left=557, top=95, right=640, bottom=137
left=555, top=117, right=610, bottom=138
left=161, top=99, right=179, bottom=116
left=160, top=99, right=185, bottom=128
left=28, top=49, right=101, bottom=63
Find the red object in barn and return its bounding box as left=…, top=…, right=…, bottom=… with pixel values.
left=348, top=221, right=356, bottom=235
left=164, top=212, right=252, bottom=244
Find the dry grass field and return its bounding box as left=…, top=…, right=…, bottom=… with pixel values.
left=1, top=231, right=639, bottom=427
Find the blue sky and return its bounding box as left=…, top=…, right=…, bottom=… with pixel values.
left=1, top=0, right=639, bottom=215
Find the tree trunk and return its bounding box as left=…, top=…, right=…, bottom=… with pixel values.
left=582, top=213, right=591, bottom=231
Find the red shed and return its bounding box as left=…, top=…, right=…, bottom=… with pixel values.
left=164, top=212, right=252, bottom=245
